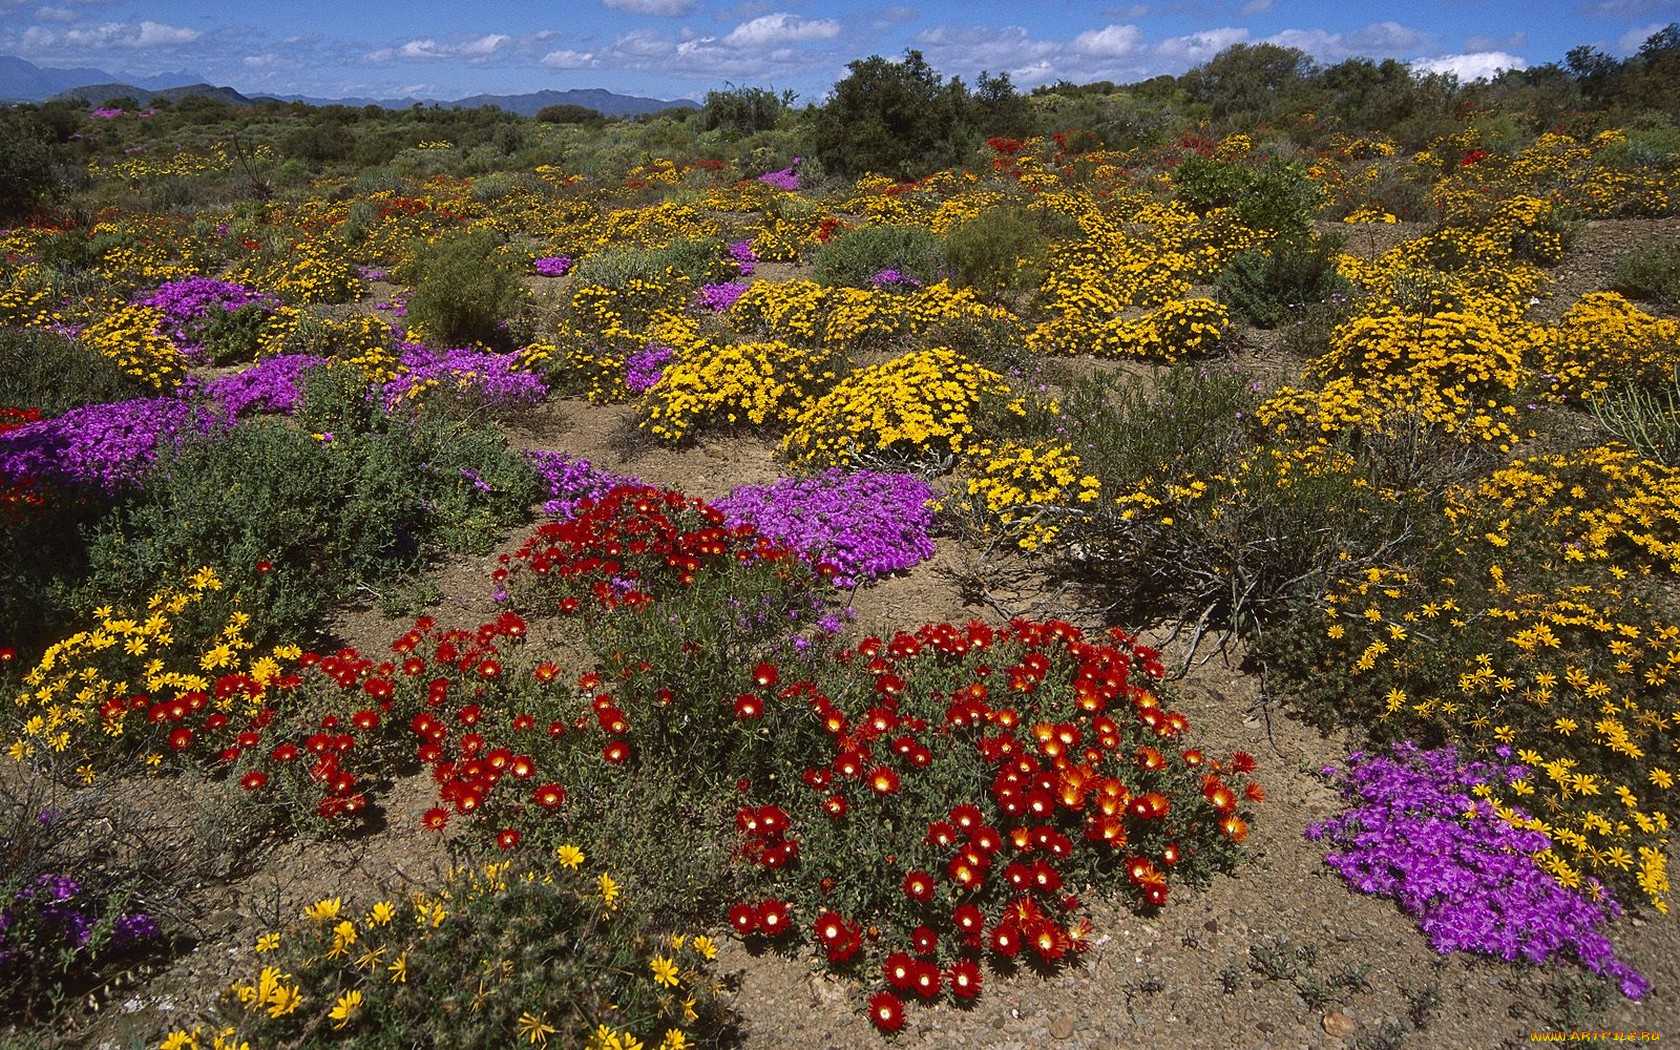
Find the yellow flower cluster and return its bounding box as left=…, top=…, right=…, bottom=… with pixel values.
left=80, top=301, right=186, bottom=390
left=1540, top=292, right=1680, bottom=401
left=8, top=569, right=296, bottom=776
left=955, top=441, right=1101, bottom=551
left=0, top=262, right=62, bottom=328
left=230, top=240, right=362, bottom=305
left=178, top=851, right=714, bottom=1050
left=640, top=339, right=839, bottom=443
left=727, top=278, right=1013, bottom=355
left=782, top=347, right=1014, bottom=468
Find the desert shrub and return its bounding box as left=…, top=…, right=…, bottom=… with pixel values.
left=403, top=230, right=529, bottom=348
left=1216, top=233, right=1356, bottom=328
left=1609, top=238, right=1680, bottom=306
left=943, top=204, right=1045, bottom=292
left=570, top=236, right=730, bottom=289
left=198, top=302, right=274, bottom=365
left=0, top=326, right=153, bottom=414
left=79, top=374, right=536, bottom=643
left=1173, top=155, right=1321, bottom=237
left=809, top=223, right=948, bottom=288
left=170, top=854, right=727, bottom=1050
left=1590, top=374, right=1680, bottom=465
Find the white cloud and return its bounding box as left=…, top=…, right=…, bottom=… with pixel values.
left=1241, top=0, right=1274, bottom=14
left=1153, top=27, right=1249, bottom=65
left=603, top=0, right=696, bottom=14
left=1263, top=21, right=1426, bottom=62
left=1413, top=50, right=1527, bottom=80
left=34, top=6, right=78, bottom=21
left=1072, top=24, right=1143, bottom=58
left=540, top=48, right=598, bottom=68
left=722, top=13, right=840, bottom=47
left=369, top=33, right=510, bottom=63
left=1619, top=21, right=1670, bottom=53
left=18, top=19, right=201, bottom=50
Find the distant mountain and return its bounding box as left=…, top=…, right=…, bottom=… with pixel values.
left=54, top=82, right=255, bottom=107
left=2, top=53, right=697, bottom=118
left=0, top=55, right=207, bottom=103
left=444, top=88, right=695, bottom=117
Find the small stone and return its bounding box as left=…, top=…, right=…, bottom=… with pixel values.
left=1256, top=1021, right=1276, bottom=1034
left=1322, top=1012, right=1357, bottom=1039
left=806, top=973, right=847, bottom=1008
left=1049, top=1017, right=1076, bottom=1040
left=1203, top=919, right=1219, bottom=934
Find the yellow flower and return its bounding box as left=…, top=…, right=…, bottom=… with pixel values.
left=368, top=900, right=396, bottom=927
left=690, top=935, right=718, bottom=961
left=304, top=897, right=342, bottom=922
left=651, top=955, right=681, bottom=988
left=254, top=932, right=281, bottom=953
left=598, top=872, right=620, bottom=909
left=659, top=1030, right=691, bottom=1050
left=328, top=989, right=363, bottom=1030
left=388, top=952, right=408, bottom=983
left=555, top=844, right=585, bottom=869
left=517, top=1011, right=558, bottom=1046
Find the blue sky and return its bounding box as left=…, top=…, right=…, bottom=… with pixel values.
left=2, top=0, right=1676, bottom=103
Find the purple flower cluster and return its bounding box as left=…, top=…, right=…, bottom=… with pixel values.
left=0, top=397, right=212, bottom=490
left=201, top=354, right=326, bottom=418
left=135, top=277, right=277, bottom=360
left=695, top=281, right=750, bottom=313
left=0, top=873, right=159, bottom=973
left=715, top=469, right=937, bottom=589
left=625, top=343, right=675, bottom=394
left=757, top=159, right=801, bottom=192
left=382, top=345, right=548, bottom=411
left=1306, top=742, right=1650, bottom=999
left=870, top=268, right=922, bottom=290
left=89, top=108, right=125, bottom=119
left=524, top=450, right=638, bottom=520
left=534, top=256, right=574, bottom=277
left=727, top=241, right=758, bottom=277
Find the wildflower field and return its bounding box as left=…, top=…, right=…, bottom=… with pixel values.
left=3, top=61, right=1680, bottom=1049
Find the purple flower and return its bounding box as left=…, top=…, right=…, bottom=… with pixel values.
left=0, top=396, right=216, bottom=490
left=134, top=277, right=277, bottom=361
left=381, top=343, right=548, bottom=410
left=715, top=470, right=937, bottom=589
left=727, top=241, right=758, bottom=277
left=870, top=268, right=921, bottom=290
left=1309, top=742, right=1648, bottom=999
left=695, top=282, right=750, bottom=313
left=757, top=160, right=800, bottom=191
left=201, top=354, right=325, bottom=418
left=534, top=256, right=574, bottom=277
left=524, top=450, right=638, bottom=520
left=625, top=343, right=676, bottom=393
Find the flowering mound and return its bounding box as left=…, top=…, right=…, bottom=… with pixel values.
left=0, top=397, right=213, bottom=491
left=134, top=277, right=277, bottom=362
left=523, top=451, right=639, bottom=520
left=1307, top=743, right=1648, bottom=999
left=200, top=355, right=325, bottom=418
left=715, top=470, right=937, bottom=588
left=381, top=344, right=548, bottom=411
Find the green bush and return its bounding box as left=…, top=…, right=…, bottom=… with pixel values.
left=943, top=203, right=1051, bottom=293
left=1216, top=233, right=1355, bottom=328
left=199, top=302, right=273, bottom=365
left=81, top=373, right=538, bottom=644
left=1173, top=155, right=1322, bottom=236
left=809, top=223, right=948, bottom=287
left=570, top=236, right=729, bottom=289
left=1609, top=238, right=1680, bottom=306
left=403, top=230, right=530, bottom=349
left=0, top=326, right=154, bottom=414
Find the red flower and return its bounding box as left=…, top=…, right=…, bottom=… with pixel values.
left=822, top=794, right=849, bottom=819
left=602, top=739, right=632, bottom=764
left=910, top=959, right=941, bottom=1000
left=533, top=783, right=566, bottom=809
left=989, top=920, right=1021, bottom=957
left=902, top=870, right=935, bottom=904
left=239, top=771, right=268, bottom=791
left=883, top=951, right=916, bottom=990
left=1220, top=814, right=1249, bottom=842
left=728, top=902, right=758, bottom=936
left=167, top=727, right=194, bottom=751
left=752, top=661, right=779, bottom=688
left=755, top=898, right=791, bottom=937
left=868, top=992, right=905, bottom=1033
left=910, top=925, right=937, bottom=956
left=496, top=828, right=521, bottom=850
left=734, top=694, right=763, bottom=719
left=271, top=742, right=299, bottom=762
left=1230, top=750, right=1257, bottom=773
left=947, top=957, right=982, bottom=999
left=868, top=766, right=901, bottom=795
left=421, top=807, right=450, bottom=830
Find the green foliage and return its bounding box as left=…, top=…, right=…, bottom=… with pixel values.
left=403, top=230, right=530, bottom=348
left=1609, top=238, right=1680, bottom=306
left=808, top=50, right=978, bottom=179
left=535, top=103, right=607, bottom=126
left=943, top=203, right=1057, bottom=293
left=1216, top=233, right=1355, bottom=328
left=571, top=236, right=729, bottom=289
left=0, top=327, right=153, bottom=415
left=1174, top=155, right=1322, bottom=236
left=809, top=223, right=948, bottom=287
left=81, top=372, right=537, bottom=644
left=199, top=303, right=273, bottom=366
left=1590, top=375, right=1680, bottom=465
left=0, top=113, right=63, bottom=222
left=698, top=85, right=794, bottom=137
